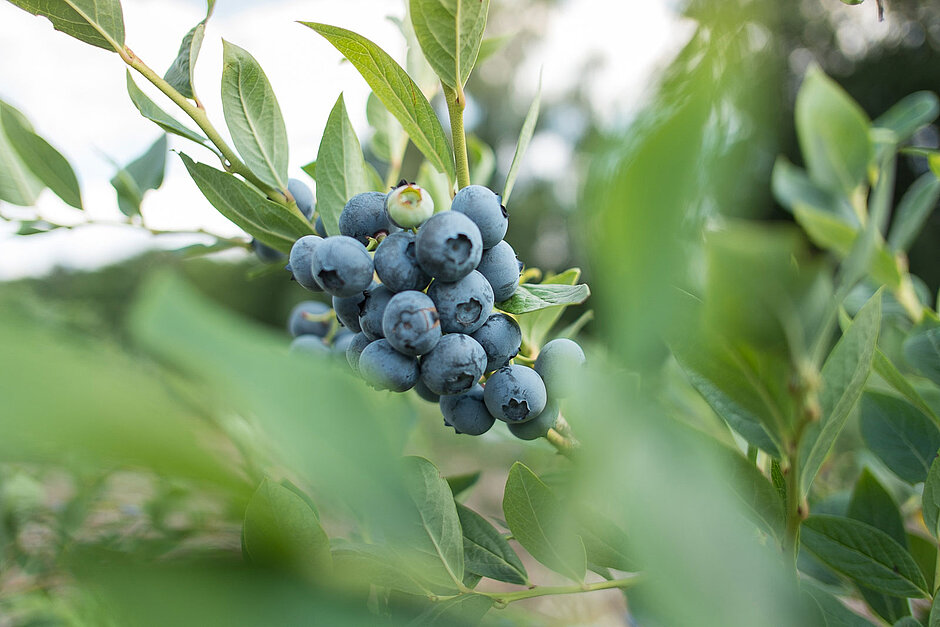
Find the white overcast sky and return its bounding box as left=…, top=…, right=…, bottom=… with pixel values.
left=0, top=0, right=685, bottom=279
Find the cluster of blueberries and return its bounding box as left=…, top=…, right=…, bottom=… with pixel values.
left=279, top=180, right=585, bottom=441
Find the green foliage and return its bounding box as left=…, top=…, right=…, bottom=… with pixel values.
left=860, top=391, right=940, bottom=484
left=5, top=0, right=125, bottom=52
left=164, top=2, right=213, bottom=100
left=495, top=281, right=590, bottom=315
left=904, top=325, right=940, bottom=386
left=456, top=503, right=528, bottom=585
left=408, top=0, right=489, bottom=90
left=110, top=134, right=167, bottom=217
left=315, top=95, right=371, bottom=236
left=503, top=70, right=540, bottom=206
left=125, top=72, right=210, bottom=146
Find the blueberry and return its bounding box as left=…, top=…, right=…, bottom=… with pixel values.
left=339, top=191, right=400, bottom=244
left=252, top=239, right=285, bottom=263
left=333, top=285, right=373, bottom=333
left=288, top=301, right=331, bottom=338
left=476, top=240, right=520, bottom=302
left=374, top=231, right=432, bottom=293
left=507, top=401, right=559, bottom=440
left=427, top=270, right=494, bottom=334
left=534, top=338, right=586, bottom=399
left=414, top=378, right=440, bottom=403
left=419, top=334, right=487, bottom=396
left=289, top=235, right=324, bottom=292
left=331, top=329, right=356, bottom=359
left=386, top=182, right=434, bottom=228
left=315, top=215, right=327, bottom=237
left=470, top=313, right=522, bottom=372
left=483, top=365, right=547, bottom=423
left=358, top=339, right=420, bottom=392
left=346, top=332, right=372, bottom=375
left=382, top=291, right=441, bottom=356
left=310, top=236, right=374, bottom=298
left=288, top=178, right=315, bottom=220
left=440, top=385, right=496, bottom=436
left=290, top=334, right=330, bottom=355
left=451, top=185, right=507, bottom=249
left=415, top=211, right=483, bottom=282
left=358, top=285, right=395, bottom=340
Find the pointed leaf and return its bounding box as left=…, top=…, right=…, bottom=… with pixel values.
left=931, top=591, right=940, bottom=627
left=801, top=515, right=929, bottom=599
left=575, top=507, right=637, bottom=572
left=407, top=594, right=493, bottom=626
left=724, top=451, right=785, bottom=542
left=456, top=503, right=528, bottom=585
left=467, top=134, right=495, bottom=187
left=771, top=157, right=858, bottom=224
left=164, top=22, right=206, bottom=100
left=221, top=40, right=288, bottom=191
left=445, top=471, right=480, bottom=498
left=315, top=94, right=370, bottom=236
left=515, top=268, right=581, bottom=350
left=125, top=72, right=209, bottom=146
left=6, top=0, right=124, bottom=52
left=331, top=543, right=430, bottom=595
left=402, top=456, right=465, bottom=589
left=0, top=102, right=81, bottom=209
left=0, top=104, right=44, bottom=206
left=904, top=326, right=940, bottom=387
left=800, top=290, right=881, bottom=496
left=180, top=153, right=313, bottom=252
left=924, top=457, right=940, bottom=540
left=301, top=23, right=455, bottom=184
left=408, top=0, right=489, bottom=89
left=503, top=71, right=540, bottom=206
left=874, top=348, right=939, bottom=422
left=802, top=581, right=878, bottom=627
left=503, top=462, right=586, bottom=581
left=476, top=34, right=512, bottom=65
left=243, top=477, right=331, bottom=575
left=495, top=282, right=590, bottom=315
left=110, top=134, right=167, bottom=217
left=860, top=391, right=940, bottom=485
left=888, top=173, right=940, bottom=252
left=874, top=92, right=940, bottom=144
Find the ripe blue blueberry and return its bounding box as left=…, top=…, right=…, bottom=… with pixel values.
left=419, top=334, right=487, bottom=396
left=346, top=332, right=372, bottom=375
left=333, top=283, right=374, bottom=333
left=507, top=401, right=559, bottom=440
left=331, top=329, right=356, bottom=363
left=358, top=284, right=395, bottom=340
left=451, top=185, right=507, bottom=249
left=289, top=235, right=324, bottom=292
left=374, top=231, right=431, bottom=293
left=382, top=291, right=441, bottom=356
left=287, top=301, right=331, bottom=338
left=534, top=338, right=586, bottom=399
left=290, top=334, right=330, bottom=355
left=414, top=379, right=440, bottom=403
left=483, top=365, right=547, bottom=423
left=386, top=182, right=434, bottom=228
left=358, top=339, right=420, bottom=392
left=427, top=270, right=494, bottom=334
left=476, top=240, right=520, bottom=302
left=252, top=239, right=285, bottom=263
left=315, top=215, right=327, bottom=237
left=288, top=178, right=315, bottom=220
left=470, top=313, right=522, bottom=372
left=310, top=235, right=374, bottom=298
left=440, top=384, right=496, bottom=436
left=415, top=211, right=483, bottom=282
left=339, top=191, right=400, bottom=244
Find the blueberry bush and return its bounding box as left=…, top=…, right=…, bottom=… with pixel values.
left=1, top=0, right=939, bottom=625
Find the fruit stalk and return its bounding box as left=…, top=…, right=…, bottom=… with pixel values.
left=444, top=83, right=471, bottom=191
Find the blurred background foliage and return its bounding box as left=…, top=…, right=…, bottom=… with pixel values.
left=1, top=0, right=939, bottom=625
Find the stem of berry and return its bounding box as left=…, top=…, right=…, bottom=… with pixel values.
left=443, top=82, right=471, bottom=190
left=476, top=573, right=644, bottom=607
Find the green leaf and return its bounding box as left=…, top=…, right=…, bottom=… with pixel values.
left=874, top=92, right=939, bottom=144
left=801, top=515, right=929, bottom=599
left=125, top=72, right=209, bottom=146
left=903, top=147, right=940, bottom=180
left=515, top=268, right=581, bottom=350
left=904, top=326, right=940, bottom=387
left=575, top=507, right=637, bottom=572
left=772, top=157, right=857, bottom=224
left=243, top=477, right=331, bottom=576
left=848, top=469, right=912, bottom=623
left=408, top=0, right=489, bottom=89
left=889, top=173, right=940, bottom=252
left=164, top=22, right=206, bottom=100
left=874, top=348, right=940, bottom=422
left=402, top=456, right=465, bottom=589
left=445, top=471, right=480, bottom=498
left=503, top=71, right=541, bottom=206
left=802, top=581, right=878, bottom=626
left=331, top=542, right=431, bottom=595
left=5, top=0, right=124, bottom=52
left=0, top=103, right=44, bottom=206
left=800, top=290, right=882, bottom=495
left=467, top=134, right=495, bottom=187
left=923, top=456, right=940, bottom=539
left=909, top=532, right=937, bottom=593
left=315, top=94, right=370, bottom=237
left=407, top=594, right=493, bottom=626
left=180, top=153, right=313, bottom=252
left=795, top=66, right=872, bottom=194
left=301, top=23, right=456, bottom=184
left=110, top=134, right=167, bottom=217
left=456, top=504, right=528, bottom=585
left=931, top=590, right=940, bottom=627
left=893, top=618, right=921, bottom=627
left=366, top=91, right=405, bottom=165
left=860, top=391, right=940, bottom=485
left=221, top=40, right=288, bottom=191
left=724, top=451, right=785, bottom=542
left=0, top=101, right=81, bottom=209
left=476, top=34, right=512, bottom=65
left=301, top=160, right=315, bottom=181
left=503, top=462, right=586, bottom=582
left=496, top=282, right=590, bottom=315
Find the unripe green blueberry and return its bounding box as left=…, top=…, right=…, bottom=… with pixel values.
left=386, top=182, right=435, bottom=228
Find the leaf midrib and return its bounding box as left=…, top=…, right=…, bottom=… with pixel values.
left=232, top=61, right=284, bottom=190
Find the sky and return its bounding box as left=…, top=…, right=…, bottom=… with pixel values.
left=0, top=0, right=684, bottom=279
